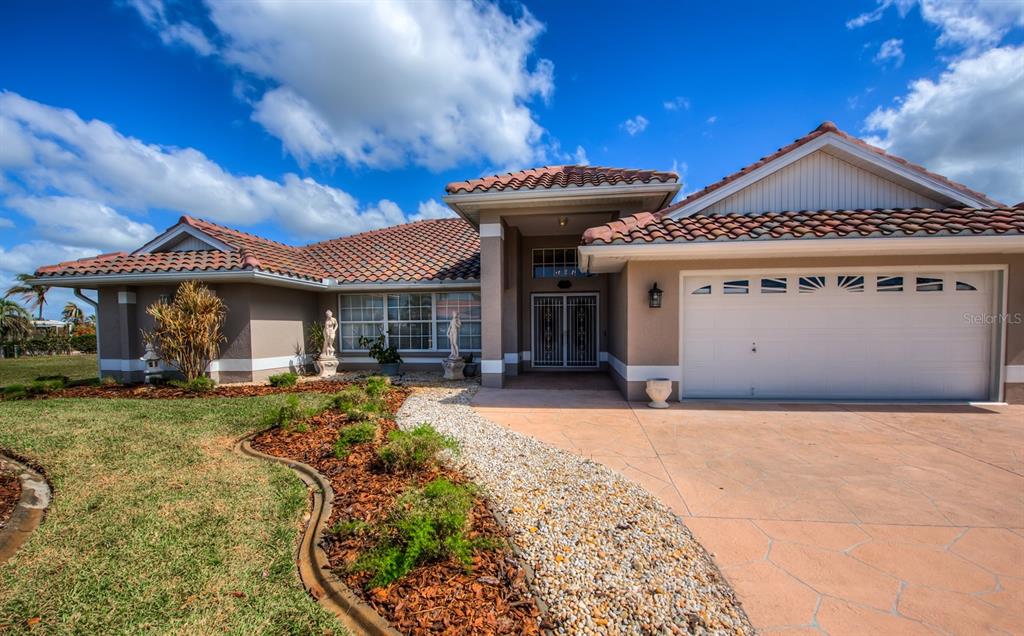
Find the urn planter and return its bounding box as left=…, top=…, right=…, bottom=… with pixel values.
left=379, top=362, right=401, bottom=376
left=645, top=378, right=672, bottom=409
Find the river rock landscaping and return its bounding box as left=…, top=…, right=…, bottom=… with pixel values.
left=250, top=378, right=542, bottom=635
left=398, top=386, right=753, bottom=636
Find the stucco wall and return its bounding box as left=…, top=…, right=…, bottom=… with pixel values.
left=613, top=253, right=1024, bottom=402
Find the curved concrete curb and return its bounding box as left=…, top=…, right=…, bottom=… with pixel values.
left=235, top=433, right=401, bottom=636
left=0, top=453, right=52, bottom=565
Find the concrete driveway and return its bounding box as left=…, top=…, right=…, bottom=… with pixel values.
left=472, top=387, right=1024, bottom=635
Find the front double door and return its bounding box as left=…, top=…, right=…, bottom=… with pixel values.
left=531, top=293, right=599, bottom=368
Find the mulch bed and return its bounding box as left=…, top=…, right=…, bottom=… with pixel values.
left=251, top=388, right=542, bottom=636
left=0, top=464, right=20, bottom=531
left=44, top=379, right=354, bottom=400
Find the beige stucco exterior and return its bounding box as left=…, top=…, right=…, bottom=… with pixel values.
left=605, top=253, right=1024, bottom=402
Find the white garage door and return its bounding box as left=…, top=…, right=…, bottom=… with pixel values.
left=682, top=271, right=995, bottom=400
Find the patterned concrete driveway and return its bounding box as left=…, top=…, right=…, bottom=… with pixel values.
left=472, top=387, right=1024, bottom=635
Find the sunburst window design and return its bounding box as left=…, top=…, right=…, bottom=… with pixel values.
left=838, top=275, right=864, bottom=292
left=798, top=276, right=826, bottom=293
left=916, top=276, right=943, bottom=292
left=877, top=275, right=903, bottom=292
left=691, top=284, right=711, bottom=295
left=956, top=281, right=978, bottom=291
left=761, top=277, right=787, bottom=294
left=724, top=280, right=749, bottom=294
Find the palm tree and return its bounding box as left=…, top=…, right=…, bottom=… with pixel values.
left=62, top=301, right=84, bottom=325
left=0, top=299, right=32, bottom=358
left=5, top=273, right=50, bottom=320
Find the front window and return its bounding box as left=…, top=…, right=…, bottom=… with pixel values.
left=532, top=248, right=588, bottom=278
left=339, top=292, right=481, bottom=352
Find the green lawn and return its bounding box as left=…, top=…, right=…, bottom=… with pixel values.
left=0, top=355, right=98, bottom=387
left=0, top=394, right=342, bottom=635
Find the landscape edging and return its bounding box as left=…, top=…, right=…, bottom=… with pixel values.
left=235, top=432, right=402, bottom=636
left=0, top=452, right=52, bottom=565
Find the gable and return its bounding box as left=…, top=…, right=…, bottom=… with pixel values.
left=700, top=149, right=945, bottom=215
left=155, top=233, right=221, bottom=252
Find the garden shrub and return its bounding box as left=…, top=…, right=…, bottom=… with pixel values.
left=170, top=376, right=217, bottom=393
left=1, top=377, right=66, bottom=400
left=144, top=281, right=226, bottom=381
left=70, top=333, right=97, bottom=353
left=268, top=372, right=298, bottom=387
left=34, top=375, right=70, bottom=387
left=1, top=384, right=29, bottom=400
left=333, top=422, right=377, bottom=458
left=377, top=423, right=458, bottom=473
left=365, top=375, right=390, bottom=399
left=357, top=478, right=478, bottom=587
left=331, top=386, right=368, bottom=410
left=266, top=395, right=307, bottom=433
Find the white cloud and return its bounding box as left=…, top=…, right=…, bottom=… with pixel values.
left=622, top=115, right=649, bottom=136
left=864, top=45, right=1024, bottom=204
left=0, top=241, right=97, bottom=276
left=128, top=0, right=216, bottom=56
left=409, top=199, right=456, bottom=222
left=0, top=218, right=13, bottom=229
left=663, top=97, right=690, bottom=111
left=572, top=145, right=589, bottom=166
left=5, top=196, right=157, bottom=251
left=146, top=0, right=554, bottom=171
left=847, top=1, right=1023, bottom=53
left=706, top=115, right=718, bottom=124
left=874, top=38, right=906, bottom=67
left=0, top=91, right=418, bottom=240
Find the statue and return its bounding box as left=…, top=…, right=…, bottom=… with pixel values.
left=321, top=309, right=338, bottom=359
left=318, top=309, right=339, bottom=378
left=441, top=311, right=466, bottom=380
left=446, top=312, right=462, bottom=360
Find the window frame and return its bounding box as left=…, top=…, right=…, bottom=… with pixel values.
left=531, top=247, right=590, bottom=279
left=337, top=292, right=482, bottom=353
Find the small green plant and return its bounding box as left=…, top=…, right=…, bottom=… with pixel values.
left=170, top=376, right=217, bottom=393
left=307, top=321, right=325, bottom=358
left=356, top=478, right=480, bottom=587
left=268, top=372, right=298, bottom=387
left=267, top=395, right=308, bottom=433
left=2, top=384, right=29, bottom=400
left=358, top=333, right=402, bottom=365
left=365, top=375, right=390, bottom=399
left=331, top=386, right=368, bottom=410
left=333, top=421, right=377, bottom=458
left=377, top=423, right=458, bottom=473
left=35, top=374, right=70, bottom=387
left=101, top=376, right=119, bottom=387
left=329, top=518, right=368, bottom=538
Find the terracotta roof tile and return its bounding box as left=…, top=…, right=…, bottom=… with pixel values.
left=36, top=216, right=480, bottom=284
left=659, top=122, right=1003, bottom=214
left=581, top=208, right=1024, bottom=245
left=445, top=165, right=678, bottom=194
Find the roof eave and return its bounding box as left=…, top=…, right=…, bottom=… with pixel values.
left=578, top=234, right=1024, bottom=273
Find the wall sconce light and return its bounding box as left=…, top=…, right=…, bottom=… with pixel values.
left=558, top=216, right=568, bottom=227
left=648, top=282, right=663, bottom=308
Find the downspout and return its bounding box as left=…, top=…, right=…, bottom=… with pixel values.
left=74, top=288, right=100, bottom=380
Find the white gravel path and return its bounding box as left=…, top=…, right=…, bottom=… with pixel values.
left=396, top=385, right=752, bottom=636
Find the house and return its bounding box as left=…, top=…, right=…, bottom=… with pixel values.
left=32, top=122, right=1024, bottom=402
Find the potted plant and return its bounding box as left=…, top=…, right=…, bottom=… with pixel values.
left=358, top=333, right=403, bottom=376
left=462, top=352, right=478, bottom=377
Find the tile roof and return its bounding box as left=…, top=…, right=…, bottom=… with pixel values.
left=660, top=122, right=1003, bottom=214
left=445, top=165, right=678, bottom=194
left=36, top=216, right=480, bottom=285
left=581, top=207, right=1024, bottom=245
left=305, top=218, right=480, bottom=283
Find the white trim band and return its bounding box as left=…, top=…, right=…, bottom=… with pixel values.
left=1006, top=365, right=1024, bottom=383
left=117, top=291, right=136, bottom=304
left=481, top=359, right=503, bottom=374
left=479, top=223, right=504, bottom=239
left=503, top=353, right=519, bottom=364
left=607, top=354, right=681, bottom=382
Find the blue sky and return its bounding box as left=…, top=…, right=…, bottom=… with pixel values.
left=1, top=0, right=1022, bottom=317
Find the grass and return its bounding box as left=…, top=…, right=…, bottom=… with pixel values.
left=0, top=354, right=98, bottom=387
left=0, top=394, right=342, bottom=635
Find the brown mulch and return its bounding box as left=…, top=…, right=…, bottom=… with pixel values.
left=251, top=388, right=542, bottom=636
left=46, top=379, right=354, bottom=400
left=0, top=465, right=20, bottom=531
